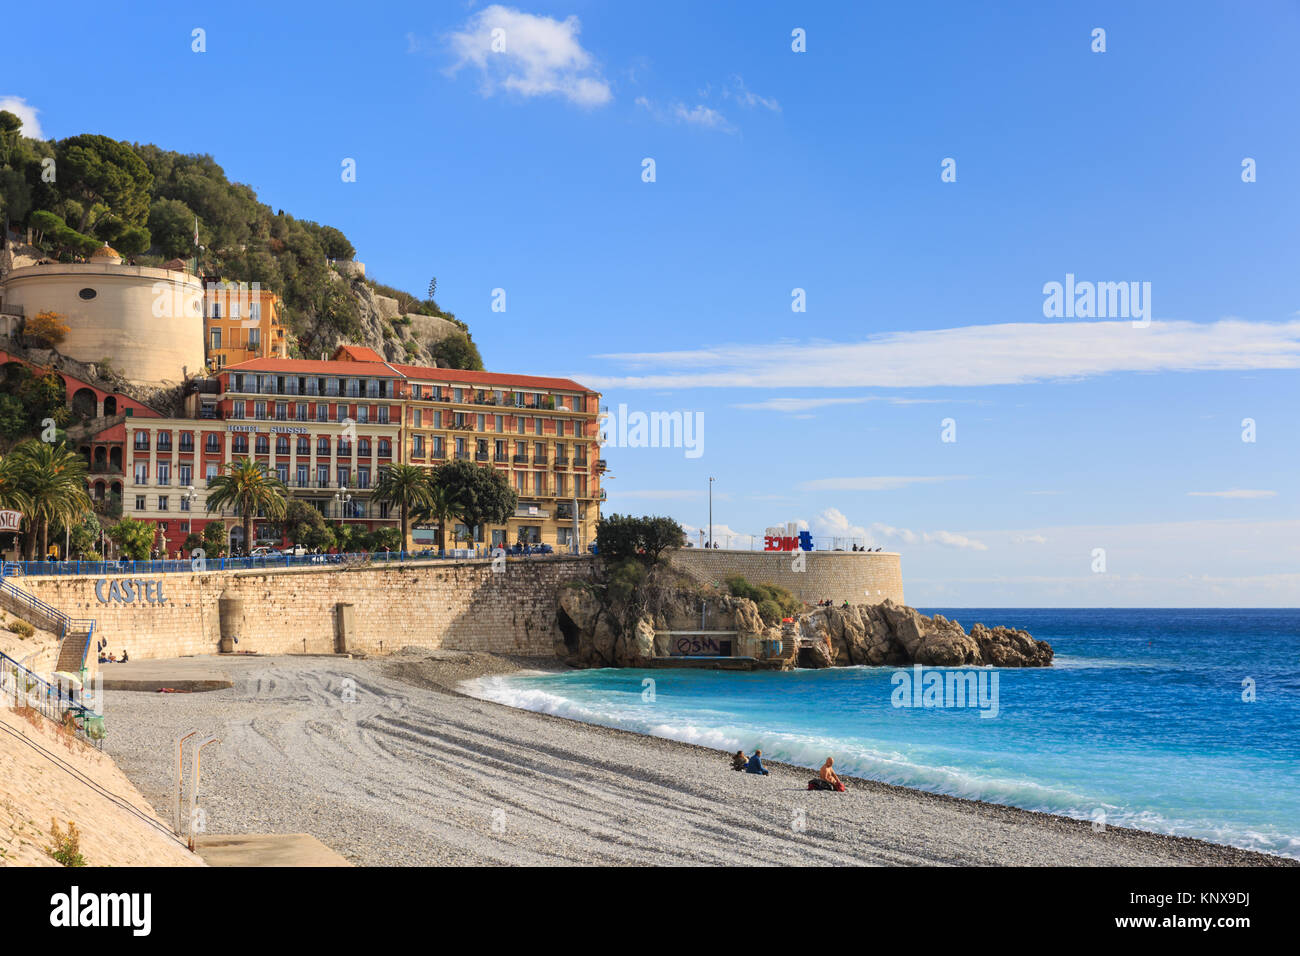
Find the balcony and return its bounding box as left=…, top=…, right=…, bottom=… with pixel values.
left=475, top=452, right=489, bottom=462
left=512, top=454, right=529, bottom=464
left=553, top=457, right=569, bottom=469
left=494, top=454, right=509, bottom=463
left=533, top=455, right=548, bottom=465
left=595, top=459, right=607, bottom=472
left=454, top=451, right=470, bottom=460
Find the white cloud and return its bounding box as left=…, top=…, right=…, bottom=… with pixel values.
left=0, top=96, right=42, bottom=138
left=442, top=6, right=611, bottom=107
left=798, top=476, right=967, bottom=491
left=636, top=96, right=734, bottom=132
left=1013, top=533, right=1049, bottom=544
left=869, top=523, right=988, bottom=551
left=732, top=395, right=970, bottom=413
left=722, top=75, right=780, bottom=112
left=584, top=319, right=1300, bottom=390
left=1187, top=489, right=1277, bottom=499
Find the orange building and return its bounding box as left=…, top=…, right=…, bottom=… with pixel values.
left=203, top=281, right=288, bottom=369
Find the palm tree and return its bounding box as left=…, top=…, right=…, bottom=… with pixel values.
left=8, top=439, right=90, bottom=560
left=372, top=464, right=434, bottom=552
left=411, top=475, right=463, bottom=555
left=205, top=457, right=288, bottom=555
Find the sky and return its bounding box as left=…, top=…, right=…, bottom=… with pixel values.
left=6, top=1, right=1299, bottom=605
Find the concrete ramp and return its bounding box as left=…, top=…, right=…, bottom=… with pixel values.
left=98, top=656, right=234, bottom=692
left=194, top=834, right=353, bottom=867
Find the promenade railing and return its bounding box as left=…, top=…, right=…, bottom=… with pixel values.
left=0, top=548, right=594, bottom=578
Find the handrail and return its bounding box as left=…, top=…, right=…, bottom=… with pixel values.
left=0, top=649, right=101, bottom=748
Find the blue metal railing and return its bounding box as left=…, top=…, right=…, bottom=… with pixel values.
left=0, top=548, right=594, bottom=578
left=0, top=650, right=103, bottom=749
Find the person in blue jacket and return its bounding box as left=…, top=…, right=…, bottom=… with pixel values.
left=744, top=749, right=770, bottom=775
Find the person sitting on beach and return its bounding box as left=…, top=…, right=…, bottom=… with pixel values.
left=731, top=750, right=747, bottom=771
left=744, top=750, right=770, bottom=775
left=809, top=756, right=847, bottom=791
left=120, top=649, right=129, bottom=662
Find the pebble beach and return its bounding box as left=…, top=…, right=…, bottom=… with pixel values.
left=101, top=651, right=1294, bottom=867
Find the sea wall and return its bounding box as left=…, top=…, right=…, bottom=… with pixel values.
left=668, top=549, right=904, bottom=606
left=18, top=557, right=597, bottom=662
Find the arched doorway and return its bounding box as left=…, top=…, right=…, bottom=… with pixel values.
left=228, top=526, right=245, bottom=553
left=93, top=447, right=107, bottom=471
left=109, top=447, right=122, bottom=471
left=103, top=395, right=117, bottom=416
left=71, top=387, right=96, bottom=419
left=94, top=480, right=106, bottom=500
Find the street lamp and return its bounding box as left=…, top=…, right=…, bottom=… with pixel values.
left=708, top=476, right=714, bottom=549
left=333, top=490, right=352, bottom=519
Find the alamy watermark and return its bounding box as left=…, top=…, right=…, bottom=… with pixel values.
left=600, top=403, right=704, bottom=459
left=1043, top=273, right=1150, bottom=327
left=890, top=664, right=999, bottom=718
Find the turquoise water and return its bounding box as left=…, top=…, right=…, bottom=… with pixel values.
left=463, top=609, right=1300, bottom=859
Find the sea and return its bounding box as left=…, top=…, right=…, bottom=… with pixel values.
left=462, top=608, right=1300, bottom=860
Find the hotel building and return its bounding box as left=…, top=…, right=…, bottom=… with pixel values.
left=81, top=347, right=603, bottom=554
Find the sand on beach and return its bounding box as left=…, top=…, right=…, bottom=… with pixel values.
left=0, top=705, right=202, bottom=867
left=95, top=650, right=1294, bottom=867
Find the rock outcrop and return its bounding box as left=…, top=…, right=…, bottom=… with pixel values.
left=557, top=583, right=1053, bottom=670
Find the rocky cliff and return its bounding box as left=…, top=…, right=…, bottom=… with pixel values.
left=557, top=575, right=1052, bottom=670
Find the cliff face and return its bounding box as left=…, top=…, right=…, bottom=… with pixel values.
left=295, top=272, right=463, bottom=366
left=556, top=577, right=1053, bottom=670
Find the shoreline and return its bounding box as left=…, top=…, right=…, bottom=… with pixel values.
left=428, top=654, right=1295, bottom=867
left=100, top=651, right=1294, bottom=866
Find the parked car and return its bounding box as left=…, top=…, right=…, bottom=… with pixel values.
left=249, top=546, right=282, bottom=558
left=282, top=544, right=308, bottom=556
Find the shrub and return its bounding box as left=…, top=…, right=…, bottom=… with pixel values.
left=7, top=619, right=35, bottom=638
left=47, top=820, right=86, bottom=867
left=725, top=575, right=801, bottom=624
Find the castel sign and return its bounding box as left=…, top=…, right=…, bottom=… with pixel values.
left=0, top=510, right=21, bottom=533
left=764, top=523, right=813, bottom=552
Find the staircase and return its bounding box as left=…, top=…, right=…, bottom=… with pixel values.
left=56, top=621, right=96, bottom=672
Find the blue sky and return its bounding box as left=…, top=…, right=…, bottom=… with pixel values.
left=6, top=1, right=1299, bottom=605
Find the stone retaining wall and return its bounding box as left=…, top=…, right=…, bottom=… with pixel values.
left=18, top=557, right=597, bottom=662
left=668, top=549, right=904, bottom=606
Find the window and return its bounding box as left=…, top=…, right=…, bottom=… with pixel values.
left=180, top=497, right=191, bottom=512
left=233, top=436, right=248, bottom=453
left=535, top=418, right=543, bottom=436
left=296, top=465, right=308, bottom=486
left=232, top=401, right=246, bottom=419
left=358, top=438, right=371, bottom=457
left=157, top=462, right=171, bottom=485
left=135, top=495, right=146, bottom=510
left=377, top=406, right=389, bottom=425
left=179, top=465, right=192, bottom=485
left=433, top=410, right=442, bottom=429
left=477, top=414, right=485, bottom=431
left=358, top=467, right=370, bottom=489
left=79, top=287, right=97, bottom=300
left=453, top=387, right=464, bottom=403
left=296, top=403, right=308, bottom=421
left=158, top=496, right=169, bottom=512
left=157, top=432, right=172, bottom=450
left=134, top=432, right=149, bottom=450
left=494, top=415, right=503, bottom=432
left=205, top=464, right=218, bottom=483
left=205, top=435, right=219, bottom=453
left=250, top=303, right=261, bottom=321
left=254, top=401, right=267, bottom=420
left=338, top=438, right=352, bottom=456
left=297, top=437, right=310, bottom=456
left=249, top=328, right=261, bottom=349
left=255, top=436, right=270, bottom=455
left=317, top=437, right=330, bottom=456
left=378, top=439, right=391, bottom=457
left=179, top=433, right=194, bottom=452
left=431, top=436, right=443, bottom=458
left=317, top=465, right=329, bottom=487
left=275, top=402, right=287, bottom=421
left=276, top=464, right=288, bottom=483
left=412, top=435, right=424, bottom=457
left=337, top=467, right=350, bottom=487
left=533, top=472, right=545, bottom=495
left=276, top=436, right=289, bottom=455
left=356, top=406, right=369, bottom=424
left=316, top=404, right=328, bottom=422
left=210, top=329, right=222, bottom=350
left=134, top=463, right=148, bottom=484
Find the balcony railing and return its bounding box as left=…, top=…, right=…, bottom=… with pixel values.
left=512, top=454, right=529, bottom=464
